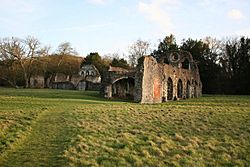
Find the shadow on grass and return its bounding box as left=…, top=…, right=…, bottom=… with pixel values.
left=3, top=88, right=249, bottom=105
left=0, top=88, right=135, bottom=104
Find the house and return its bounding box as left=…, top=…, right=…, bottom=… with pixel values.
left=77, top=64, right=101, bottom=90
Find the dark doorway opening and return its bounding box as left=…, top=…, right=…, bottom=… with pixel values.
left=177, top=79, right=183, bottom=98
left=186, top=80, right=191, bottom=98
left=112, top=78, right=135, bottom=99
left=167, top=77, right=173, bottom=100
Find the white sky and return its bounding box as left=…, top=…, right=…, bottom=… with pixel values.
left=0, top=0, right=249, bottom=57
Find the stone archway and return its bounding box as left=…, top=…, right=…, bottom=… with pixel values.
left=112, top=77, right=135, bottom=99
left=186, top=80, right=191, bottom=98
left=177, top=79, right=183, bottom=99
left=167, top=77, right=173, bottom=100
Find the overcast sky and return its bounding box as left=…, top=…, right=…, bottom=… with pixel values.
left=0, top=0, right=249, bottom=56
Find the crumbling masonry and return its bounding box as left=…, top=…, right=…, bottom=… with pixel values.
left=103, top=51, right=202, bottom=103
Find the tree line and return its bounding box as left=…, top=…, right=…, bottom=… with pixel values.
left=0, top=35, right=250, bottom=94
left=153, top=35, right=250, bottom=95
left=0, top=37, right=131, bottom=88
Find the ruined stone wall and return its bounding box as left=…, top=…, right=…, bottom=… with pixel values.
left=160, top=63, right=202, bottom=100
left=77, top=81, right=86, bottom=90
left=30, top=75, right=44, bottom=88
left=103, top=70, right=136, bottom=99
left=71, top=75, right=84, bottom=87
left=51, top=82, right=75, bottom=90
left=139, top=56, right=202, bottom=103
left=52, top=71, right=101, bottom=90
left=139, top=56, right=163, bottom=103
left=103, top=55, right=202, bottom=103
left=85, top=76, right=101, bottom=83
left=54, top=73, right=69, bottom=82
left=86, top=82, right=101, bottom=91
left=134, top=69, right=143, bottom=102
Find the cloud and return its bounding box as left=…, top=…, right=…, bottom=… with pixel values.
left=0, top=0, right=36, bottom=14
left=0, top=0, right=42, bottom=34
left=87, top=0, right=106, bottom=5
left=199, top=0, right=228, bottom=7
left=228, top=9, right=246, bottom=20
left=40, top=22, right=116, bottom=33
left=138, top=0, right=180, bottom=33
left=199, top=0, right=212, bottom=6
left=199, top=0, right=217, bottom=6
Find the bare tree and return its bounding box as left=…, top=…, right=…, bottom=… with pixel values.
left=23, top=36, right=42, bottom=87
left=57, top=42, right=78, bottom=55
left=203, top=37, right=223, bottom=63
left=0, top=41, right=19, bottom=87
left=38, top=45, right=51, bottom=57
left=128, top=39, right=150, bottom=67
left=55, top=42, right=78, bottom=73
left=0, top=37, right=24, bottom=87
left=0, top=36, right=43, bottom=88
left=36, top=45, right=51, bottom=77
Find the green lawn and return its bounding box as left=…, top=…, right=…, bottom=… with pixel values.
left=0, top=88, right=249, bottom=167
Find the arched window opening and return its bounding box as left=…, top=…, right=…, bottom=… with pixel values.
left=164, top=58, right=170, bottom=64
left=182, top=59, right=190, bottom=69
left=186, top=80, right=191, bottom=98
left=177, top=79, right=183, bottom=98
left=167, top=77, right=173, bottom=100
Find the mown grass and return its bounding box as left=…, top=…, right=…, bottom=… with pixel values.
left=0, top=88, right=249, bottom=166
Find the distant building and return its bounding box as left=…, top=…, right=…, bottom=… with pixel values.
left=30, top=64, right=101, bottom=91
left=77, top=64, right=101, bottom=90
left=29, top=75, right=44, bottom=89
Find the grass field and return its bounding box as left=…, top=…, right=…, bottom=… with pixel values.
left=0, top=88, right=249, bottom=167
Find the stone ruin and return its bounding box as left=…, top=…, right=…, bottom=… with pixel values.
left=103, top=51, right=202, bottom=103
left=30, top=64, right=101, bottom=90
